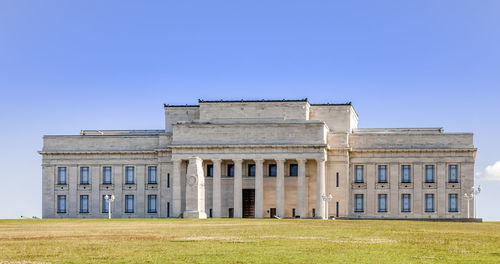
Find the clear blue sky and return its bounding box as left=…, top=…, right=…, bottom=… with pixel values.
left=0, top=1, right=499, bottom=220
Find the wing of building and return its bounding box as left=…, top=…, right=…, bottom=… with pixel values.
left=40, top=99, right=476, bottom=220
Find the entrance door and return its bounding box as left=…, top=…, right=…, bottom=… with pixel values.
left=270, top=208, right=276, bottom=218
left=228, top=208, right=234, bottom=218
left=242, top=189, right=255, bottom=218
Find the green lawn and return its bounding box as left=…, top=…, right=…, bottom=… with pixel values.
left=0, top=219, right=498, bottom=263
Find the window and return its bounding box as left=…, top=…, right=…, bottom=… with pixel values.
left=80, top=195, right=89, bottom=213
left=206, top=164, right=213, bottom=177
left=148, top=195, right=157, bottom=213
left=354, top=165, right=364, bottom=183
left=401, top=165, right=411, bottom=183
left=449, top=194, right=458, bottom=212
left=125, top=166, right=135, bottom=184
left=102, top=195, right=110, bottom=213
left=57, top=195, right=66, bottom=213
left=80, top=167, right=89, bottom=185
left=125, top=195, right=134, bottom=213
left=425, top=194, right=435, bottom=212
left=289, top=164, right=298, bottom=176
left=401, top=194, right=411, bottom=212
left=336, top=172, right=339, bottom=187
left=378, top=194, right=387, bottom=212
left=57, top=167, right=67, bottom=185
left=103, top=167, right=112, bottom=184
left=248, top=164, right=255, bottom=177
left=354, top=194, right=364, bottom=212
left=148, top=166, right=157, bottom=184
left=167, top=173, right=170, bottom=188
left=378, top=165, right=388, bottom=183
left=227, top=164, right=234, bottom=177
left=336, top=201, right=339, bottom=217
left=167, top=202, right=170, bottom=217
left=425, top=165, right=435, bottom=183
left=449, top=165, right=459, bottom=183
left=269, top=164, right=277, bottom=177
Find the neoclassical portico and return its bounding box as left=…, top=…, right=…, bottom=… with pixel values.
left=171, top=147, right=327, bottom=219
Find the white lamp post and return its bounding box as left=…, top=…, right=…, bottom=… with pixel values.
left=104, top=194, right=115, bottom=219
left=321, top=193, right=333, bottom=220
left=473, top=185, right=481, bottom=219
left=463, top=192, right=473, bottom=219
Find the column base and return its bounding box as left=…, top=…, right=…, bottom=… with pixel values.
left=183, top=211, right=207, bottom=219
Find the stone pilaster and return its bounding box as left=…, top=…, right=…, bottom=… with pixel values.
left=183, top=157, right=207, bottom=219
left=437, top=163, right=446, bottom=218
left=42, top=165, right=54, bottom=218
left=172, top=159, right=182, bottom=217
left=91, top=166, right=100, bottom=216
left=254, top=159, right=264, bottom=218
left=136, top=165, right=145, bottom=217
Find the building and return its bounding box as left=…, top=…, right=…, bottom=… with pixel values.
left=40, top=99, right=476, bottom=219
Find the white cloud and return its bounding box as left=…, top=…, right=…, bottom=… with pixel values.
left=476, top=161, right=500, bottom=181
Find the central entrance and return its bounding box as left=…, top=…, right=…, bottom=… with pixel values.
left=242, top=189, right=255, bottom=218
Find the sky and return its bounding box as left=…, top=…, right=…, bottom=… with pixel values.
left=0, top=0, right=499, bottom=220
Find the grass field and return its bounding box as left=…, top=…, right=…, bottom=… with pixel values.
left=0, top=219, right=498, bottom=263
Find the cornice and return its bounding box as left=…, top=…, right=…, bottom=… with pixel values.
left=350, top=148, right=477, bottom=153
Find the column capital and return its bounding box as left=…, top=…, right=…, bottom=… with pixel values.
left=275, top=158, right=286, bottom=163
left=211, top=158, right=222, bottom=163
left=297, top=158, right=307, bottom=164
left=316, top=158, right=326, bottom=162
left=233, top=159, right=243, bottom=164
left=253, top=158, right=265, bottom=163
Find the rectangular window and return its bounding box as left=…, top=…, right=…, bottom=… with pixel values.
left=227, top=164, right=234, bottom=177
left=248, top=164, right=255, bottom=177
left=148, top=166, right=157, bottom=184
left=269, top=164, right=277, bottom=177
left=401, top=165, right=411, bottom=183
left=336, top=173, right=339, bottom=187
left=125, top=166, right=135, bottom=184
left=289, top=164, right=298, bottom=176
left=148, top=195, right=157, bottom=213
left=57, top=195, right=66, bottom=213
left=449, top=165, right=459, bottom=183
left=401, top=194, right=411, bottom=212
left=57, top=167, right=67, bottom=185
left=80, top=167, right=89, bottom=185
left=449, top=194, right=458, bottom=212
left=354, top=165, right=364, bottom=183
left=125, top=195, right=134, bottom=213
left=425, top=165, right=435, bottom=183
left=354, top=194, right=364, bottom=212
left=167, top=173, right=170, bottom=188
left=425, top=194, right=435, bottom=212
left=336, top=201, right=339, bottom=217
left=80, top=195, right=89, bottom=213
left=378, top=165, right=387, bottom=183
left=103, top=167, right=112, bottom=184
left=102, top=195, right=109, bottom=213
left=206, top=164, right=213, bottom=177
left=378, top=194, right=387, bottom=212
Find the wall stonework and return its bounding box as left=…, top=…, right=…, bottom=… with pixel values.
left=40, top=99, right=476, bottom=219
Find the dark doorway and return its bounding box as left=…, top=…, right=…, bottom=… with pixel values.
left=270, top=208, right=276, bottom=218
left=243, top=189, right=255, bottom=218
left=228, top=208, right=234, bottom=218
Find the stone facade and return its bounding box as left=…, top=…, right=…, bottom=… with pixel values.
left=40, top=99, right=476, bottom=219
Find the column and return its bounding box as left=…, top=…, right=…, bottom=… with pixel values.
left=172, top=159, right=182, bottom=217
left=113, top=164, right=123, bottom=217
left=68, top=165, right=78, bottom=216
left=316, top=159, right=325, bottom=219
left=255, top=159, right=264, bottom=218
left=233, top=159, right=243, bottom=218
left=297, top=159, right=307, bottom=219
left=366, top=164, right=376, bottom=215
left=437, top=163, right=446, bottom=218
left=276, top=159, right=285, bottom=218
left=136, top=165, right=145, bottom=217
left=42, top=165, right=55, bottom=218
left=212, top=159, right=222, bottom=218
left=389, top=163, right=399, bottom=217
left=90, top=166, right=100, bottom=216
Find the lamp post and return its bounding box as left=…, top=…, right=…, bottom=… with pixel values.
left=321, top=193, right=333, bottom=220
left=463, top=192, right=473, bottom=219
left=473, top=185, right=481, bottom=219
left=104, top=194, right=115, bottom=219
